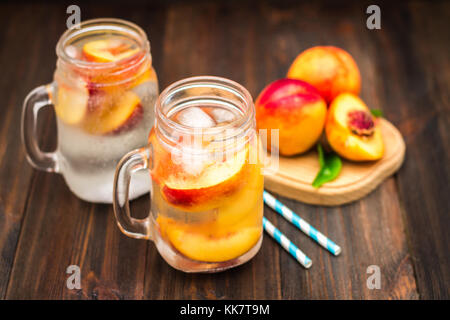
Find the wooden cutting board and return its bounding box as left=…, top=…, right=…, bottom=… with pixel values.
left=263, top=119, right=406, bottom=206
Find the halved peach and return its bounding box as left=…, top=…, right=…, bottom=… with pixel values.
left=157, top=215, right=261, bottom=262
left=83, top=90, right=142, bottom=135
left=162, top=147, right=248, bottom=210
left=54, top=83, right=89, bottom=125
left=326, top=93, right=384, bottom=161
left=82, top=39, right=139, bottom=63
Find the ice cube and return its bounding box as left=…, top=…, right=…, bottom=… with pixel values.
left=210, top=108, right=236, bottom=123
left=182, top=153, right=207, bottom=176
left=176, top=107, right=216, bottom=128
left=179, top=145, right=211, bottom=176
left=169, top=141, right=211, bottom=176
left=65, top=45, right=79, bottom=59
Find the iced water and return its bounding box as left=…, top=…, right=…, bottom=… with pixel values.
left=57, top=81, right=158, bottom=203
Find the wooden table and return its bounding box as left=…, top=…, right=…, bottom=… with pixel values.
left=0, top=0, right=448, bottom=300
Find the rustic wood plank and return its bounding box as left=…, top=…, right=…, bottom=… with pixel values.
left=0, top=3, right=61, bottom=298
left=368, top=1, right=450, bottom=299
left=3, top=0, right=447, bottom=300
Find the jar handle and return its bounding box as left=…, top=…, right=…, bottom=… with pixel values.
left=21, top=84, right=59, bottom=172
left=113, top=145, right=153, bottom=240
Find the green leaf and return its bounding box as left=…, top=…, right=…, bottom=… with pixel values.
left=317, top=141, right=325, bottom=167
left=370, top=109, right=384, bottom=118
left=312, top=144, right=342, bottom=188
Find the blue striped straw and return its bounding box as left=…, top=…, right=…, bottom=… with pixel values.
left=263, top=216, right=312, bottom=269
left=263, top=190, right=341, bottom=256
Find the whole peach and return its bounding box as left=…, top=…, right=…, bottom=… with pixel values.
left=255, top=78, right=327, bottom=156
left=287, top=46, right=361, bottom=103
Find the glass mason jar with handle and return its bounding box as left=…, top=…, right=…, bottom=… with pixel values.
left=21, top=18, right=159, bottom=203
left=113, top=76, right=264, bottom=272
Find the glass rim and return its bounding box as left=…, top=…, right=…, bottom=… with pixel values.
left=56, top=18, right=150, bottom=69
left=155, top=76, right=255, bottom=138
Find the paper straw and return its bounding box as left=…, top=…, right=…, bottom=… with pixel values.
left=263, top=190, right=341, bottom=256
left=263, top=216, right=312, bottom=269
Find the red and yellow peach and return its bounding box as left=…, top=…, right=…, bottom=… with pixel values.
left=255, top=78, right=327, bottom=156
left=287, top=46, right=361, bottom=104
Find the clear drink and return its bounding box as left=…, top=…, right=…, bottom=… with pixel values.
left=52, top=20, right=158, bottom=202
left=22, top=19, right=158, bottom=203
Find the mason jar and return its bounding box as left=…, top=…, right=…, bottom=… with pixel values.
left=113, top=76, right=264, bottom=272
left=22, top=18, right=159, bottom=203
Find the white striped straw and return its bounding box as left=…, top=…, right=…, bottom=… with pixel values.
left=263, top=216, right=312, bottom=269
left=263, top=190, right=341, bottom=256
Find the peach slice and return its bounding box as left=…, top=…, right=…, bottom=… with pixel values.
left=326, top=93, right=384, bottom=161
left=83, top=90, right=142, bottom=135
left=147, top=128, right=177, bottom=185
left=82, top=39, right=139, bottom=63
left=133, top=66, right=157, bottom=88
left=162, top=147, right=248, bottom=210
left=157, top=161, right=263, bottom=238
left=157, top=215, right=261, bottom=262
left=54, top=84, right=89, bottom=125
left=212, top=162, right=263, bottom=234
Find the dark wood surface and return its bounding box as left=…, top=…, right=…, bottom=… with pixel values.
left=0, top=0, right=448, bottom=300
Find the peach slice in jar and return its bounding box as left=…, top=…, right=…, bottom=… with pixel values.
left=83, top=90, right=143, bottom=135
left=54, top=81, right=89, bottom=125
left=147, top=128, right=177, bottom=184
left=161, top=146, right=248, bottom=211
left=133, top=66, right=157, bottom=88
left=157, top=215, right=261, bottom=262
left=82, top=38, right=143, bottom=87
left=82, top=39, right=139, bottom=63
left=212, top=161, right=263, bottom=234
